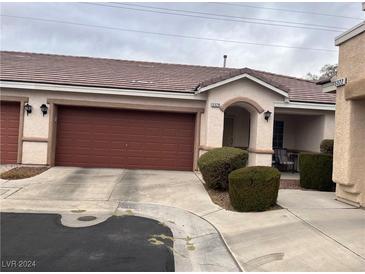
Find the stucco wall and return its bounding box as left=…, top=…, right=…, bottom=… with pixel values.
left=23, top=92, right=49, bottom=139
left=295, top=115, right=324, bottom=152
left=22, top=142, right=48, bottom=164
left=274, top=112, right=335, bottom=152
left=323, top=112, right=335, bottom=140
left=333, top=31, right=365, bottom=206
left=1, top=88, right=206, bottom=165
left=338, top=32, right=365, bottom=83
left=202, top=78, right=284, bottom=166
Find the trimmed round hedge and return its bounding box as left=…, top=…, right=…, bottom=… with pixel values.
left=320, top=139, right=334, bottom=155
left=228, top=166, right=280, bottom=212
left=198, top=147, right=248, bottom=190
left=299, top=152, right=335, bottom=191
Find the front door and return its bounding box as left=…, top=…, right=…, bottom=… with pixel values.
left=223, top=117, right=234, bottom=147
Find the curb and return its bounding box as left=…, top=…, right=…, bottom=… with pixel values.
left=193, top=171, right=244, bottom=271
left=118, top=200, right=244, bottom=272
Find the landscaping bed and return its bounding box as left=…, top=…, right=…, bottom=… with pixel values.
left=203, top=184, right=234, bottom=211
left=203, top=182, right=282, bottom=211
left=0, top=166, right=49, bottom=180
left=198, top=148, right=285, bottom=212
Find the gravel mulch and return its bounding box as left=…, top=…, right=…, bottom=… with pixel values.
left=205, top=187, right=234, bottom=211
left=0, top=166, right=49, bottom=180
left=203, top=183, right=284, bottom=211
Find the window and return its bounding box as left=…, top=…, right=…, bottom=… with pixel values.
left=273, top=121, right=284, bottom=148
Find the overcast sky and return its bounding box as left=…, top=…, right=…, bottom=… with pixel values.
left=1, top=2, right=364, bottom=78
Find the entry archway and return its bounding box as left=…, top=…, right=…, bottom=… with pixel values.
left=222, top=98, right=264, bottom=150
left=223, top=106, right=251, bottom=148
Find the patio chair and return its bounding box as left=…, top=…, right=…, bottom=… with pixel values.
left=274, top=148, right=295, bottom=172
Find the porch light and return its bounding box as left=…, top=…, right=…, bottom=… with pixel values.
left=264, top=110, right=272, bottom=122
left=24, top=103, right=32, bottom=115
left=40, top=104, right=48, bottom=116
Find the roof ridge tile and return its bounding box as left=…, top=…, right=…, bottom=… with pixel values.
left=0, top=50, right=237, bottom=71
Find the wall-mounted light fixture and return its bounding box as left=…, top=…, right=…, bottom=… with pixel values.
left=24, top=103, right=32, bottom=115
left=264, top=110, right=272, bottom=122
left=40, top=104, right=48, bottom=116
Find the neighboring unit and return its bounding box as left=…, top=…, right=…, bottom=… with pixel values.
left=319, top=20, right=365, bottom=207
left=0, top=51, right=335, bottom=170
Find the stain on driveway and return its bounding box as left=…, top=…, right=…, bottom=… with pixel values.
left=1, top=213, right=174, bottom=272
left=5, top=168, right=124, bottom=201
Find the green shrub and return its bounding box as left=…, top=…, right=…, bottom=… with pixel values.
left=198, top=147, right=248, bottom=190
left=299, top=153, right=335, bottom=191
left=320, top=139, right=334, bottom=155
left=228, top=166, right=280, bottom=212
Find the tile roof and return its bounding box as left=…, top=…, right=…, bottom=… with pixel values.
left=0, top=51, right=335, bottom=104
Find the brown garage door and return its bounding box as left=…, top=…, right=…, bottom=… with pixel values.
left=0, top=101, right=20, bottom=164
left=55, top=106, right=196, bottom=170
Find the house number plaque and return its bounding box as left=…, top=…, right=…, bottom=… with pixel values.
left=334, top=78, right=347, bottom=87
left=211, top=103, right=221, bottom=108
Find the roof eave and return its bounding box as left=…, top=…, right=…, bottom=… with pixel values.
left=335, top=21, right=365, bottom=46
left=0, top=80, right=207, bottom=101
left=275, top=101, right=336, bottom=111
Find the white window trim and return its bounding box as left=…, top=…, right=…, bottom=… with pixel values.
left=274, top=101, right=336, bottom=111
left=195, top=73, right=289, bottom=98
left=0, top=81, right=207, bottom=101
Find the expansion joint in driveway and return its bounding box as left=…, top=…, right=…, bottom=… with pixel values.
left=285, top=208, right=365, bottom=261
left=200, top=208, right=224, bottom=217
left=107, top=170, right=128, bottom=201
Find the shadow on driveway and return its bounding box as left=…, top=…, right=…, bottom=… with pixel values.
left=1, top=213, right=174, bottom=272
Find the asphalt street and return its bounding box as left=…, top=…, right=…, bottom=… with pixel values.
left=0, top=213, right=174, bottom=272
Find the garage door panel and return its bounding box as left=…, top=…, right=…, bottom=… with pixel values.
left=141, top=143, right=162, bottom=151
left=128, top=151, right=162, bottom=158
left=0, top=101, right=20, bottom=164
left=179, top=129, right=195, bottom=137
left=146, top=128, right=162, bottom=136
left=55, top=106, right=195, bottom=170
left=163, top=136, right=193, bottom=145
left=110, top=143, right=126, bottom=150
left=131, top=142, right=169, bottom=151
left=160, top=143, right=177, bottom=151
left=178, top=144, right=194, bottom=152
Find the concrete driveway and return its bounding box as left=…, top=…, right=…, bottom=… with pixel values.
left=1, top=167, right=365, bottom=271
left=2, top=167, right=125, bottom=201
left=0, top=167, right=217, bottom=214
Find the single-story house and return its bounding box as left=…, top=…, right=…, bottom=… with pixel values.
left=0, top=51, right=336, bottom=171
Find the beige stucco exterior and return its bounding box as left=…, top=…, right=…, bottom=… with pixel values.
left=200, top=78, right=284, bottom=166
left=0, top=88, right=205, bottom=166
left=332, top=28, right=365, bottom=207
left=274, top=110, right=335, bottom=152
left=1, top=74, right=336, bottom=170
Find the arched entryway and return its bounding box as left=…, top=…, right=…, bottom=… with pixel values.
left=223, top=105, right=251, bottom=149
left=221, top=97, right=264, bottom=150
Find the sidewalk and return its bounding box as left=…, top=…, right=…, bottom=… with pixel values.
left=205, top=190, right=365, bottom=271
